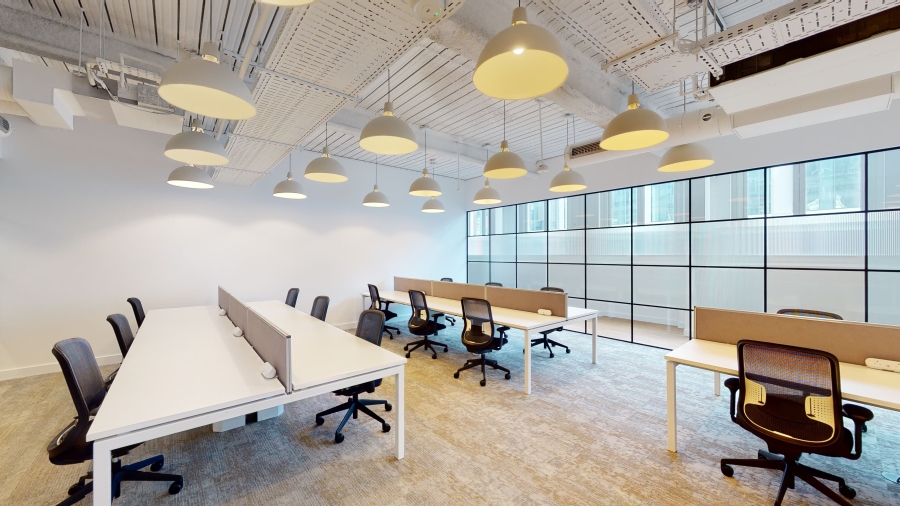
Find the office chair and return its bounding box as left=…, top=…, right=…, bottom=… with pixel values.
left=528, top=287, right=570, bottom=358
left=454, top=298, right=511, bottom=386
left=485, top=282, right=502, bottom=287
left=720, top=340, right=873, bottom=506
left=440, top=278, right=453, bottom=282
left=777, top=309, right=843, bottom=320
left=285, top=288, right=300, bottom=308
left=484, top=283, right=510, bottom=343
left=310, top=295, right=329, bottom=321
left=315, top=310, right=392, bottom=443
left=106, top=314, right=135, bottom=358
left=368, top=284, right=401, bottom=339
left=406, top=290, right=448, bottom=359
left=126, top=298, right=145, bottom=328
left=48, top=338, right=183, bottom=505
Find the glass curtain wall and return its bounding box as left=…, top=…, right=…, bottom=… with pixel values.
left=466, top=147, right=900, bottom=349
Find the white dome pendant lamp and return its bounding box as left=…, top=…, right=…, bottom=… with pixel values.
left=473, top=3, right=568, bottom=100
left=473, top=179, right=502, bottom=204
left=658, top=96, right=714, bottom=172
left=363, top=156, right=390, bottom=207
left=409, top=129, right=442, bottom=196
left=599, top=83, right=668, bottom=151
left=422, top=196, right=445, bottom=213
left=305, top=123, right=348, bottom=182
left=273, top=150, right=307, bottom=199
left=359, top=70, right=418, bottom=155
left=550, top=114, right=587, bottom=192
left=167, top=164, right=214, bottom=189
left=164, top=118, right=229, bottom=166
left=483, top=101, right=527, bottom=179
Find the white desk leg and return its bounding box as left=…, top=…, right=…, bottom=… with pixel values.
left=395, top=367, right=405, bottom=460
left=92, top=442, right=113, bottom=506
left=714, top=372, right=721, bottom=396
left=591, top=316, right=598, bottom=365
left=524, top=329, right=532, bottom=395
left=667, top=361, right=678, bottom=453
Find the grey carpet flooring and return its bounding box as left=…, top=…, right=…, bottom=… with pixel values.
left=2, top=324, right=899, bottom=505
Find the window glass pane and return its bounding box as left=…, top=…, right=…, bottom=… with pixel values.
left=586, top=265, right=630, bottom=303
left=548, top=230, right=585, bottom=263
left=517, top=232, right=547, bottom=263
left=633, top=181, right=689, bottom=225
left=491, top=205, right=517, bottom=234
left=868, top=272, right=900, bottom=326
left=518, top=201, right=547, bottom=232
left=767, top=155, right=863, bottom=216
left=586, top=300, right=631, bottom=341
left=490, top=263, right=516, bottom=288
left=490, top=235, right=516, bottom=263
left=633, top=307, right=689, bottom=349
left=467, top=236, right=489, bottom=262
left=517, top=263, right=547, bottom=290
left=633, top=266, right=689, bottom=309
left=868, top=211, right=900, bottom=270
left=468, top=262, right=489, bottom=285
left=468, top=210, right=489, bottom=236
left=767, top=214, right=864, bottom=269
left=868, top=148, right=900, bottom=210
left=767, top=269, right=864, bottom=322
left=549, top=195, right=585, bottom=231
left=691, top=169, right=765, bottom=221
left=633, top=224, right=689, bottom=266
left=691, top=220, right=764, bottom=267
left=548, top=264, right=584, bottom=298
left=692, top=268, right=764, bottom=312
left=586, top=189, right=631, bottom=228
left=586, top=228, right=630, bottom=264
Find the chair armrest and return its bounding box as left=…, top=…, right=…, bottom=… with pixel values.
left=843, top=404, right=874, bottom=423
left=724, top=377, right=739, bottom=422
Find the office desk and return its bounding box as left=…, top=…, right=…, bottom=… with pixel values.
left=664, top=339, right=900, bottom=453
left=88, top=302, right=406, bottom=506
left=364, top=290, right=599, bottom=394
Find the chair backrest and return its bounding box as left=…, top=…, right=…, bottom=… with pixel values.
left=285, top=288, right=300, bottom=308
left=107, top=314, right=135, bottom=358
left=461, top=298, right=496, bottom=348
left=368, top=284, right=381, bottom=310
left=356, top=310, right=386, bottom=347
left=541, top=286, right=564, bottom=293
left=48, top=338, right=105, bottom=462
left=408, top=290, right=430, bottom=327
left=441, top=278, right=453, bottom=282
left=310, top=295, right=329, bottom=321
left=776, top=309, right=843, bottom=320
left=736, top=340, right=843, bottom=448
left=126, top=297, right=145, bottom=327
left=485, top=282, right=502, bottom=287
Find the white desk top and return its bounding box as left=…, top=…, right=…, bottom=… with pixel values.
left=88, top=305, right=286, bottom=442
left=666, top=339, right=900, bottom=412
left=248, top=301, right=407, bottom=391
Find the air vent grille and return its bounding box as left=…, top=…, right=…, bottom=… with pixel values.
left=571, top=141, right=602, bottom=158
left=0, top=116, right=8, bottom=131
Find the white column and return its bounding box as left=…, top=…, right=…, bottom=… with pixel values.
left=667, top=361, right=679, bottom=453
left=395, top=367, right=405, bottom=460
left=591, top=316, right=598, bottom=365
left=92, top=442, right=113, bottom=506
left=524, top=329, right=532, bottom=394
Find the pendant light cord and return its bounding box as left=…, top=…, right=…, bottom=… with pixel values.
left=375, top=155, right=379, bottom=184
left=325, top=122, right=328, bottom=150
left=538, top=100, right=544, bottom=165
left=503, top=101, right=506, bottom=140
left=456, top=138, right=460, bottom=191
left=387, top=69, right=391, bottom=103
left=424, top=128, right=428, bottom=176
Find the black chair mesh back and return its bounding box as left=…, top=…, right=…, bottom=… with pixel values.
left=408, top=290, right=430, bottom=329
left=285, top=288, right=300, bottom=308
left=485, top=282, right=502, bottom=287
left=776, top=309, right=843, bottom=320
left=739, top=341, right=841, bottom=446
left=541, top=287, right=564, bottom=293
left=53, top=338, right=106, bottom=419
left=356, top=310, right=386, bottom=347
left=368, top=284, right=381, bottom=310
left=441, top=278, right=453, bottom=282
left=461, top=298, right=494, bottom=347
left=310, top=296, right=329, bottom=321
left=126, top=297, right=145, bottom=327
left=107, top=314, right=135, bottom=357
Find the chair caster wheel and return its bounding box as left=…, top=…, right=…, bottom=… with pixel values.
left=566, top=349, right=571, bottom=353
left=168, top=481, right=183, bottom=495
left=839, top=484, right=856, bottom=499
left=862, top=423, right=867, bottom=433
left=68, top=483, right=84, bottom=496
left=549, top=354, right=554, bottom=358
left=315, top=417, right=324, bottom=426
left=403, top=345, right=408, bottom=351
left=443, top=347, right=448, bottom=352
left=150, top=459, right=164, bottom=472
left=757, top=450, right=766, bottom=460
left=721, top=464, right=734, bottom=477
left=405, top=353, right=410, bottom=358
left=432, top=354, right=437, bottom=359
left=335, top=433, right=345, bottom=444
left=385, top=403, right=392, bottom=411
left=480, top=380, right=486, bottom=387
left=453, top=372, right=459, bottom=379
left=505, top=373, right=511, bottom=380
left=382, top=423, right=391, bottom=433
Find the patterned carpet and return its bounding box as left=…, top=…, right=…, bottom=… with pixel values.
left=1, top=323, right=899, bottom=505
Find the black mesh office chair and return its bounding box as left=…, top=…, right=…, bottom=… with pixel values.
left=528, top=287, right=570, bottom=358
left=484, top=283, right=510, bottom=342
left=485, top=282, right=502, bottom=287
left=310, top=296, right=329, bottom=321
left=48, top=338, right=183, bottom=505
left=106, top=314, right=134, bottom=358
left=126, top=298, right=145, bottom=328
left=368, top=284, right=401, bottom=339
left=454, top=298, right=511, bottom=386
left=777, top=309, right=843, bottom=320
left=285, top=288, right=299, bottom=308
left=315, top=310, right=392, bottom=443
left=720, top=340, right=873, bottom=506
left=440, top=278, right=453, bottom=282
left=406, top=290, right=448, bottom=359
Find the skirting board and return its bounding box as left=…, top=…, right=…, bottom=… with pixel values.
left=0, top=353, right=123, bottom=382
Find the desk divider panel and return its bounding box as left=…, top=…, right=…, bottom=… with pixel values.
left=218, top=286, right=229, bottom=314
left=394, top=276, right=432, bottom=295
left=228, top=294, right=248, bottom=335
left=245, top=308, right=292, bottom=394
left=433, top=281, right=486, bottom=301
left=694, top=307, right=900, bottom=366
left=485, top=286, right=568, bottom=317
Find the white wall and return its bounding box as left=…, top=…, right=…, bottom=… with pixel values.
left=0, top=117, right=466, bottom=379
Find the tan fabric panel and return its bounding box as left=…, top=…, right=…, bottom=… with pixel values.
left=695, top=307, right=900, bottom=366
left=218, top=286, right=229, bottom=312
left=394, top=276, right=432, bottom=295
left=433, top=281, right=486, bottom=301
left=485, top=286, right=568, bottom=317
left=228, top=294, right=248, bottom=333
left=246, top=308, right=291, bottom=394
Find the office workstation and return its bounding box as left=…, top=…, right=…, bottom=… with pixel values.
left=2, top=0, right=900, bottom=504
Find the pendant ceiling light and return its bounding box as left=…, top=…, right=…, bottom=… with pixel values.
left=305, top=123, right=348, bottom=183
left=359, top=70, right=418, bottom=155
left=550, top=114, right=587, bottom=192
left=167, top=164, right=214, bottom=189
left=599, top=85, right=668, bottom=151
left=409, top=130, right=442, bottom=196
left=164, top=118, right=229, bottom=166
left=363, top=156, right=390, bottom=207
left=483, top=101, right=527, bottom=179
left=473, top=179, right=502, bottom=205
left=658, top=95, right=714, bottom=172
left=273, top=151, right=307, bottom=199
left=473, top=5, right=568, bottom=100
left=422, top=196, right=445, bottom=213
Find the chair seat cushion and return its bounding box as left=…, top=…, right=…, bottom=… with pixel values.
left=334, top=380, right=381, bottom=397
left=463, top=337, right=503, bottom=354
